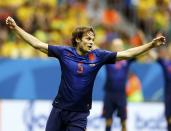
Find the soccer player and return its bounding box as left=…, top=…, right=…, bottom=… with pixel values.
left=150, top=45, right=171, bottom=131
left=6, top=16, right=165, bottom=131
left=102, top=38, right=134, bottom=131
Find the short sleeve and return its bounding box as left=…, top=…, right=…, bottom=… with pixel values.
left=48, top=45, right=64, bottom=59
left=96, top=49, right=117, bottom=64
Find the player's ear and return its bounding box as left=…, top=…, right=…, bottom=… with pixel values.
left=76, top=38, right=81, bottom=43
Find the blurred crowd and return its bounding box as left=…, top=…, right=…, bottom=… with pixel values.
left=0, top=0, right=171, bottom=58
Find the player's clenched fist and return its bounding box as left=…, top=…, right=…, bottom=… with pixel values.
left=152, top=36, right=166, bottom=47
left=6, top=16, right=17, bottom=29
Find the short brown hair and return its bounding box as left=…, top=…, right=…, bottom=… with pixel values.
left=71, top=26, right=95, bottom=47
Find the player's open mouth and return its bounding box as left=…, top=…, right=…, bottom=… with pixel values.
left=88, top=45, right=92, bottom=49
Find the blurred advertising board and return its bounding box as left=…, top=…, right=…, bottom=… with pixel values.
left=0, top=100, right=167, bottom=131
left=0, top=59, right=164, bottom=101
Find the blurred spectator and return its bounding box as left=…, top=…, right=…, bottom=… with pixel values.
left=16, top=1, right=35, bottom=31
left=129, top=30, right=145, bottom=46
left=0, top=0, right=24, bottom=7
left=0, top=0, right=170, bottom=58
left=87, top=0, right=105, bottom=25
left=101, top=6, right=120, bottom=26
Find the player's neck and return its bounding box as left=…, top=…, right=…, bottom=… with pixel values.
left=76, top=47, right=88, bottom=56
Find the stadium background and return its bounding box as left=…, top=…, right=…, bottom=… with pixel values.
left=0, top=0, right=170, bottom=130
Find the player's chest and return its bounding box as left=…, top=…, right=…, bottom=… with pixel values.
left=61, top=55, right=99, bottom=74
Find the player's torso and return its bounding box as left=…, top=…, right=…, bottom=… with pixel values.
left=104, top=60, right=129, bottom=93
left=106, top=60, right=129, bottom=81
left=60, top=48, right=101, bottom=75
left=164, top=61, right=171, bottom=77
left=58, top=48, right=104, bottom=93
left=158, top=59, right=171, bottom=79
left=161, top=60, right=171, bottom=88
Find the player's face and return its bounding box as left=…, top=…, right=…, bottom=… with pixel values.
left=78, top=31, right=95, bottom=54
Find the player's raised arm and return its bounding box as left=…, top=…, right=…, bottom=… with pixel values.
left=116, top=36, right=166, bottom=61
left=6, top=16, right=48, bottom=54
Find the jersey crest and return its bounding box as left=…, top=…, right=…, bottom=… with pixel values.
left=89, top=53, right=95, bottom=61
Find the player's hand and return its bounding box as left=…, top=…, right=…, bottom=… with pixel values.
left=6, top=16, right=17, bottom=29
left=151, top=36, right=166, bottom=47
